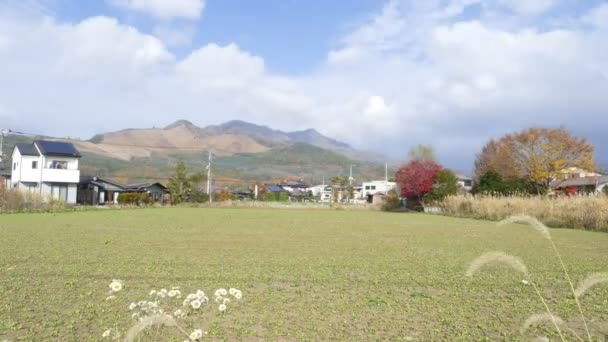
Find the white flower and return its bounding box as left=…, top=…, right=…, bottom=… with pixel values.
left=196, top=290, right=205, bottom=299
left=234, top=291, right=242, bottom=300
left=215, top=288, right=228, bottom=297
left=109, top=280, right=122, bottom=292
left=191, top=299, right=202, bottom=309
left=189, top=329, right=203, bottom=340
left=168, top=290, right=179, bottom=298
left=129, top=302, right=137, bottom=310
left=522, top=279, right=530, bottom=285
left=102, top=329, right=111, bottom=338
left=131, top=313, right=138, bottom=318
left=174, top=309, right=185, bottom=318
left=223, top=298, right=231, bottom=304
left=215, top=296, right=224, bottom=303
left=202, top=296, right=209, bottom=304
left=187, top=293, right=197, bottom=300
left=218, top=304, right=227, bottom=312
left=183, top=299, right=191, bottom=306
left=105, top=295, right=116, bottom=301
left=149, top=290, right=156, bottom=296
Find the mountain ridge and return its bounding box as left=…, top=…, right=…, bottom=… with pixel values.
left=84, top=119, right=387, bottom=163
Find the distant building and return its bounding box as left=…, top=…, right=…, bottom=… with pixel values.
left=456, top=174, right=473, bottom=192
left=361, top=180, right=396, bottom=200
left=125, top=183, right=169, bottom=203
left=309, top=184, right=332, bottom=202
left=78, top=176, right=126, bottom=205
left=10, top=140, right=81, bottom=203
left=551, top=176, right=608, bottom=195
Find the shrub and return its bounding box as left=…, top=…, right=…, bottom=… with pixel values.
left=381, top=190, right=401, bottom=212
left=278, top=192, right=289, bottom=202
left=424, top=169, right=459, bottom=202
left=263, top=192, right=277, bottom=202
left=117, top=193, right=151, bottom=206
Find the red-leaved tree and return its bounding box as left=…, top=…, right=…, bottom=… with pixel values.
left=396, top=160, right=442, bottom=201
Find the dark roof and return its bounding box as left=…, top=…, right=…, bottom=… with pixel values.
left=35, top=140, right=82, bottom=158
left=553, top=176, right=608, bottom=188
left=266, top=184, right=286, bottom=193
left=80, top=176, right=127, bottom=191
left=125, top=182, right=169, bottom=192
left=280, top=180, right=309, bottom=188
left=15, top=143, right=40, bottom=156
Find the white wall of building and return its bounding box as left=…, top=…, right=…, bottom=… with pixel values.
left=361, top=181, right=396, bottom=198
left=10, top=143, right=80, bottom=204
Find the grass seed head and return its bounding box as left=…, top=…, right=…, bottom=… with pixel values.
left=574, top=272, right=608, bottom=298
left=520, top=313, right=565, bottom=335
left=466, top=251, right=529, bottom=277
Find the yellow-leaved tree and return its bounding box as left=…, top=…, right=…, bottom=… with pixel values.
left=475, top=128, right=596, bottom=189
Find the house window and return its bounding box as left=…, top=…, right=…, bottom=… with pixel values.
left=32, top=161, right=38, bottom=169
left=49, top=161, right=68, bottom=169
left=371, top=186, right=376, bottom=190
left=365, top=186, right=370, bottom=190
left=13, top=162, right=16, bottom=171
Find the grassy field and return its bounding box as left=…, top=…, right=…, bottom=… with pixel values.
left=1, top=209, right=607, bottom=341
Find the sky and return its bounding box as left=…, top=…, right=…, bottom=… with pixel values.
left=0, top=0, right=607, bottom=170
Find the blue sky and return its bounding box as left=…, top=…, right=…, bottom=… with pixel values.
left=1, top=0, right=608, bottom=169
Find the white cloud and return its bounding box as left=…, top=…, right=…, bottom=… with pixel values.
left=153, top=24, right=196, bottom=47
left=1, top=1, right=608, bottom=168
left=583, top=3, right=608, bottom=30
left=496, top=0, right=557, bottom=15
left=107, top=0, right=205, bottom=20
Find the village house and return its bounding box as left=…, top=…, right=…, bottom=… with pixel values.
left=78, top=176, right=126, bottom=205
left=125, top=183, right=169, bottom=203
left=361, top=180, right=396, bottom=201
left=9, top=140, right=81, bottom=203
left=456, top=174, right=473, bottom=192
left=552, top=176, right=608, bottom=195
left=78, top=177, right=169, bottom=205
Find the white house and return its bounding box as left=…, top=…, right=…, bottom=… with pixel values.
left=10, top=140, right=81, bottom=203
left=309, top=184, right=332, bottom=202
left=456, top=174, right=473, bottom=192
left=361, top=180, right=396, bottom=199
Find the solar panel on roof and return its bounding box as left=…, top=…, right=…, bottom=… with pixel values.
left=35, top=140, right=81, bottom=157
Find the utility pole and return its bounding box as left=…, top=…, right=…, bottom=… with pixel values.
left=385, top=163, right=388, bottom=183
left=206, top=151, right=212, bottom=203
left=0, top=129, right=5, bottom=162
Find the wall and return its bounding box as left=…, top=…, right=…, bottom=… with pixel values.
left=19, top=155, right=43, bottom=183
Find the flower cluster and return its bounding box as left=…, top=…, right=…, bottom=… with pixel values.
left=214, top=288, right=242, bottom=313
left=182, top=290, right=209, bottom=310
left=102, top=280, right=243, bottom=341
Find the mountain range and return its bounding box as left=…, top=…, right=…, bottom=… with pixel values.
left=1, top=120, right=394, bottom=186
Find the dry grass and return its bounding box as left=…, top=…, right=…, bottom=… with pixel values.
left=438, top=195, right=608, bottom=232
left=0, top=188, right=66, bottom=213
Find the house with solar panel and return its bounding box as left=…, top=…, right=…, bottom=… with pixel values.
left=9, top=140, right=81, bottom=203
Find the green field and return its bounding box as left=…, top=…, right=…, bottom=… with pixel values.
left=1, top=209, right=607, bottom=341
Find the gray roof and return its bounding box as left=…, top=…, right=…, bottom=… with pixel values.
left=125, top=183, right=169, bottom=192
left=553, top=176, right=608, bottom=188
left=15, top=143, right=40, bottom=156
